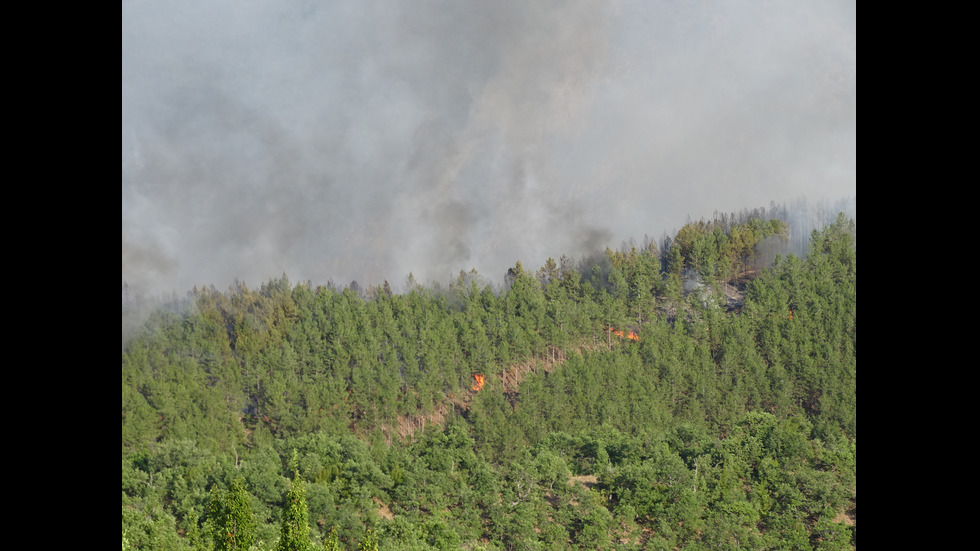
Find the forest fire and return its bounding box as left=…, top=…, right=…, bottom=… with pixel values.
left=471, top=373, right=485, bottom=392
left=608, top=327, right=639, bottom=341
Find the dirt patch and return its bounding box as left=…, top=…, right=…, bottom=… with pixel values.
left=833, top=510, right=855, bottom=526
left=569, top=474, right=598, bottom=489
left=394, top=402, right=449, bottom=440
left=374, top=497, right=394, bottom=520
left=380, top=338, right=611, bottom=442
left=500, top=347, right=566, bottom=393
left=834, top=497, right=855, bottom=526
left=386, top=345, right=575, bottom=441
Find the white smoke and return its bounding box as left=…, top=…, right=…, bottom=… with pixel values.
left=123, top=0, right=856, bottom=296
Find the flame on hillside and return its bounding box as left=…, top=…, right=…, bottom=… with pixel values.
left=608, top=327, right=639, bottom=341
left=471, top=373, right=485, bottom=392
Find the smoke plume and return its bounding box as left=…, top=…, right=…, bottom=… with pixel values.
left=123, top=0, right=855, bottom=296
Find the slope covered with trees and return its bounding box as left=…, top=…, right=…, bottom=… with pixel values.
left=122, top=213, right=855, bottom=550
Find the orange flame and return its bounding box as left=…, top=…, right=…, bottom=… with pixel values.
left=607, top=327, right=639, bottom=341
left=471, top=373, right=485, bottom=392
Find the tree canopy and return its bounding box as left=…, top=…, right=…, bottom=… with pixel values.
left=123, top=213, right=855, bottom=550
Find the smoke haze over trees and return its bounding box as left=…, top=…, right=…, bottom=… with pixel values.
left=122, top=0, right=855, bottom=298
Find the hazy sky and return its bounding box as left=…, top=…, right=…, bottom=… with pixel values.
left=122, top=0, right=855, bottom=296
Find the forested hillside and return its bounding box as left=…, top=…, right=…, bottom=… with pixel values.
left=122, top=213, right=855, bottom=550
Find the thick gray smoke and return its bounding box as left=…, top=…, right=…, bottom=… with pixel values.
left=122, top=0, right=855, bottom=296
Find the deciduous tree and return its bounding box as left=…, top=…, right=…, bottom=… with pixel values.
left=276, top=451, right=314, bottom=551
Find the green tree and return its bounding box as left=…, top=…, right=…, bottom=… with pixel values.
left=208, top=477, right=257, bottom=551
left=359, top=528, right=379, bottom=551
left=322, top=526, right=341, bottom=551
left=276, top=451, right=314, bottom=551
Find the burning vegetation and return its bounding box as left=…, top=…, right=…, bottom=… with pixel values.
left=471, top=373, right=486, bottom=392
left=607, top=327, right=639, bottom=341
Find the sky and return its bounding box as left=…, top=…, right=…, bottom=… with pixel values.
left=122, top=0, right=855, bottom=296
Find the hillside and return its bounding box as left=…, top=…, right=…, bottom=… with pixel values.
left=122, top=214, right=855, bottom=550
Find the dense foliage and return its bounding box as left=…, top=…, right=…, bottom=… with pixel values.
left=122, top=214, right=855, bottom=550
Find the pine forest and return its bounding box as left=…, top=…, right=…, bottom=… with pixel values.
left=122, top=211, right=856, bottom=550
